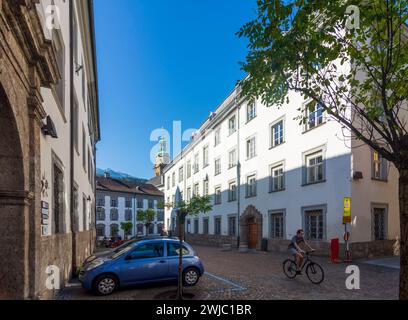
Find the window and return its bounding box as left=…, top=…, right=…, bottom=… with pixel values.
left=372, top=151, right=388, bottom=181
left=73, top=98, right=79, bottom=154
left=148, top=199, right=154, bottom=209
left=373, top=207, right=387, bottom=240
left=97, top=197, right=105, bottom=208
left=214, top=128, right=221, bottom=146
left=203, top=180, right=209, bottom=196
left=179, top=166, right=184, bottom=182
left=73, top=11, right=78, bottom=65
left=167, top=176, right=170, bottom=190
left=214, top=217, right=222, bottom=235
left=228, top=149, right=237, bottom=169
left=304, top=209, right=324, bottom=240
left=110, top=209, right=119, bottom=221
left=203, top=218, right=209, bottom=234
left=53, top=163, right=65, bottom=234
left=214, top=187, right=222, bottom=205
left=96, top=207, right=105, bottom=221
left=187, top=160, right=192, bottom=178
left=305, top=101, right=324, bottom=131
left=246, top=175, right=257, bottom=198
left=228, top=181, right=237, bottom=202
left=246, top=136, right=256, bottom=159
left=271, top=120, right=284, bottom=148
left=110, top=224, right=119, bottom=237
left=125, top=198, right=132, bottom=208
left=270, top=164, right=285, bottom=192
left=229, top=115, right=236, bottom=135
left=82, top=125, right=86, bottom=171
left=215, top=158, right=221, bottom=176
left=180, top=191, right=184, bottom=201
left=172, top=172, right=176, bottom=187
left=305, top=151, right=325, bottom=184
left=111, top=198, right=118, bottom=208
left=187, top=187, right=192, bottom=202
left=194, top=183, right=200, bottom=196
left=125, top=209, right=132, bottom=221
left=270, top=212, right=284, bottom=239
left=73, top=186, right=79, bottom=232
left=157, top=210, right=164, bottom=222
left=148, top=224, right=154, bottom=234
left=167, top=242, right=190, bottom=257
left=228, top=216, right=236, bottom=236
left=52, top=30, right=65, bottom=112
left=83, top=195, right=87, bottom=231
left=194, top=153, right=200, bottom=173
left=203, top=146, right=209, bottom=167
left=127, top=243, right=164, bottom=260
left=194, top=219, right=199, bottom=234
left=137, top=199, right=144, bottom=209
left=96, top=224, right=105, bottom=237
left=247, top=102, right=257, bottom=122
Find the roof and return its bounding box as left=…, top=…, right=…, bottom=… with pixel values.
left=96, top=176, right=164, bottom=197
left=146, top=175, right=163, bottom=187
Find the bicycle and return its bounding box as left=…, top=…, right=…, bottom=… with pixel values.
left=283, top=251, right=325, bottom=284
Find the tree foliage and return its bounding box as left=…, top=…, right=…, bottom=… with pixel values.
left=238, top=0, right=408, bottom=167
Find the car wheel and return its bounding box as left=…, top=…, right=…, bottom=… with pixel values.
left=183, top=267, right=200, bottom=287
left=93, top=274, right=118, bottom=296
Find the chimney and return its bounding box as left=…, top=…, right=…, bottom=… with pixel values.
left=104, top=170, right=110, bottom=179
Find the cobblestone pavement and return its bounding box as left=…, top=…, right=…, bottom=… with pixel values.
left=58, top=245, right=399, bottom=300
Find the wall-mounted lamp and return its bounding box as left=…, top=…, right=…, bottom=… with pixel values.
left=41, top=116, right=58, bottom=138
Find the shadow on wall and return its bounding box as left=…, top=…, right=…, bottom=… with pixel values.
left=170, top=152, right=399, bottom=258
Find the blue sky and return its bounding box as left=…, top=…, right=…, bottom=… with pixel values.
left=94, top=0, right=257, bottom=179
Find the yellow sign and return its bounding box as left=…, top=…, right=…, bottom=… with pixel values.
left=343, top=197, right=351, bottom=224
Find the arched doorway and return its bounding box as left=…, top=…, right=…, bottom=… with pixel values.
left=0, top=85, right=27, bottom=298
left=240, top=205, right=263, bottom=250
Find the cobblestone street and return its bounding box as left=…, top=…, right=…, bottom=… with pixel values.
left=59, top=245, right=399, bottom=300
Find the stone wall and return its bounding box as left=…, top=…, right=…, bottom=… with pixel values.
left=185, top=234, right=238, bottom=248
left=37, top=234, right=73, bottom=300
left=75, top=230, right=96, bottom=269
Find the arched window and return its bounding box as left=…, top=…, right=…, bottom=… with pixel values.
left=110, top=224, right=119, bottom=237
left=97, top=207, right=105, bottom=221
left=96, top=224, right=105, bottom=237
left=110, top=208, right=118, bottom=221
left=125, top=209, right=132, bottom=221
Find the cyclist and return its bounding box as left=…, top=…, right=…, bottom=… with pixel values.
left=288, top=229, right=314, bottom=274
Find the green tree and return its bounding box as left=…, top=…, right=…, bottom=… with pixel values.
left=137, top=209, right=156, bottom=235
left=120, top=222, right=133, bottom=240
left=238, top=0, right=408, bottom=298
left=172, top=195, right=212, bottom=300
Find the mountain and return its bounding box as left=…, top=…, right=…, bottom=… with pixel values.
left=96, top=168, right=148, bottom=184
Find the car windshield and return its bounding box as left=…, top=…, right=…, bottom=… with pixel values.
left=109, top=244, right=135, bottom=259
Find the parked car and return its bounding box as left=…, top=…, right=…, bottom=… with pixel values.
left=79, top=238, right=203, bottom=296
left=83, top=235, right=179, bottom=266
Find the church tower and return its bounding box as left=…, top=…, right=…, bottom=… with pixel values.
left=154, top=134, right=170, bottom=177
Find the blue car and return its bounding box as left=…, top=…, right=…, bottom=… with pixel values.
left=79, top=238, right=204, bottom=296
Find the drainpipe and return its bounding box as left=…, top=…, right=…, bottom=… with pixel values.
left=69, top=0, right=77, bottom=277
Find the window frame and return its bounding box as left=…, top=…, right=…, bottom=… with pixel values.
left=269, top=210, right=286, bottom=239
left=302, top=205, right=327, bottom=241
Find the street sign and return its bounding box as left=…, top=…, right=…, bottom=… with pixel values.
left=343, top=197, right=351, bottom=224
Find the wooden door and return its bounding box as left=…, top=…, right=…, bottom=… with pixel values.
left=248, top=223, right=258, bottom=249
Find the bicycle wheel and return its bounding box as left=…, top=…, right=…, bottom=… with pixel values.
left=283, top=259, right=297, bottom=279
left=306, top=262, right=325, bottom=284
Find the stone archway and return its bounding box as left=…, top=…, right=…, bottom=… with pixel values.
left=0, top=86, right=30, bottom=299
left=240, top=205, right=263, bottom=251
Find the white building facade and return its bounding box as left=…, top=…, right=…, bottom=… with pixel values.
left=96, top=176, right=165, bottom=240
left=163, top=85, right=400, bottom=258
